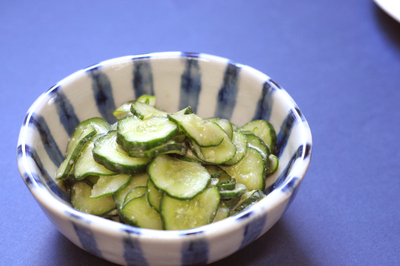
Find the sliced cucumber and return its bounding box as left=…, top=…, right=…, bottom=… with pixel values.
left=148, top=155, right=211, bottom=200
left=190, top=132, right=236, bottom=165
left=117, top=116, right=179, bottom=152
left=66, top=117, right=110, bottom=155
left=113, top=101, right=134, bottom=120
left=175, top=146, right=202, bottom=163
left=205, top=118, right=233, bottom=139
left=223, top=196, right=242, bottom=210
left=219, top=183, right=247, bottom=200
left=56, top=127, right=96, bottom=180
left=136, top=94, right=156, bottom=106
left=93, top=130, right=150, bottom=174
left=123, top=186, right=147, bottom=204
left=130, top=101, right=168, bottom=120
left=220, top=147, right=266, bottom=191
left=173, top=106, right=194, bottom=116
left=71, top=181, right=116, bottom=216
left=102, top=208, right=119, bottom=218
left=74, top=134, right=116, bottom=180
left=212, top=201, right=230, bottom=223
left=244, top=132, right=270, bottom=157
left=267, top=154, right=279, bottom=175
left=168, top=113, right=225, bottom=147
left=173, top=131, right=187, bottom=143
left=147, top=178, right=163, bottom=212
left=58, top=95, right=279, bottom=230
left=204, top=165, right=231, bottom=183
left=113, top=172, right=149, bottom=208
left=127, top=140, right=187, bottom=158
left=223, top=131, right=248, bottom=165
left=238, top=120, right=277, bottom=154
left=90, top=174, right=132, bottom=199
left=86, top=175, right=100, bottom=186
left=216, top=178, right=236, bottom=191
left=244, top=132, right=271, bottom=172
left=161, top=187, right=220, bottom=230
left=121, top=194, right=163, bottom=230
left=231, top=189, right=266, bottom=215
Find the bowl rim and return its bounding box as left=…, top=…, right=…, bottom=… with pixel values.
left=17, top=51, right=313, bottom=241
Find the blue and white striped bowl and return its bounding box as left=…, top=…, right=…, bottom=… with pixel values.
left=17, top=52, right=312, bottom=265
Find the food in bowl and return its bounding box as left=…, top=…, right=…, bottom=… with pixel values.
left=56, top=95, right=280, bottom=230
left=17, top=52, right=312, bottom=265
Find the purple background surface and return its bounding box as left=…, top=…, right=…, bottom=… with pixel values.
left=2, top=1, right=400, bottom=265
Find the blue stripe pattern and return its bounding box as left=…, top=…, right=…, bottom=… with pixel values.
left=48, top=85, right=80, bottom=136
left=214, top=62, right=241, bottom=120
left=276, top=109, right=298, bottom=158
left=238, top=212, right=267, bottom=249
left=17, top=144, right=69, bottom=201
left=122, top=228, right=147, bottom=266
left=253, top=80, right=275, bottom=121
left=69, top=212, right=103, bottom=259
left=132, top=57, right=154, bottom=98
left=179, top=56, right=202, bottom=113
left=181, top=238, right=209, bottom=265
left=87, top=67, right=117, bottom=124
left=267, top=144, right=308, bottom=193
left=281, top=177, right=301, bottom=214
left=25, top=112, right=64, bottom=167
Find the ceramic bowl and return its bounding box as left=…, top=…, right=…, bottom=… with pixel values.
left=17, top=52, right=312, bottom=265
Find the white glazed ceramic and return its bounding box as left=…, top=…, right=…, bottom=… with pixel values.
left=17, top=52, right=312, bottom=265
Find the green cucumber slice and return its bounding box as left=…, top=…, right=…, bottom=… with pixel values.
left=102, top=208, right=119, bottom=218
left=71, top=181, right=116, bottom=216
left=223, top=131, right=248, bottom=165
left=231, top=189, right=266, bottom=215
left=168, top=113, right=225, bottom=147
left=66, top=117, right=110, bottom=155
left=238, top=120, right=277, bottom=154
left=130, top=101, right=168, bottom=120
left=117, top=116, right=179, bottom=152
left=93, top=130, right=150, bottom=174
left=175, top=146, right=202, bottom=163
left=56, top=127, right=96, bottom=180
left=148, top=155, right=211, bottom=200
left=244, top=132, right=270, bottom=157
left=204, top=165, right=231, bottom=183
left=216, top=178, right=236, bottom=191
left=212, top=201, right=230, bottom=223
left=190, top=133, right=236, bottom=165
left=90, top=174, right=132, bottom=199
left=244, top=132, right=271, bottom=172
left=127, top=140, right=187, bottom=158
left=123, top=186, right=147, bottom=204
left=113, top=172, right=149, bottom=208
left=121, top=194, right=163, bottom=230
left=219, top=183, right=247, bottom=200
left=161, top=187, right=220, bottom=230
left=74, top=134, right=116, bottom=180
left=85, top=175, right=100, bottom=186
left=267, top=154, right=279, bottom=175
left=220, top=147, right=266, bottom=191
left=113, top=101, right=134, bottom=120
left=147, top=179, right=163, bottom=212
left=136, top=94, right=156, bottom=106
left=205, top=118, right=233, bottom=139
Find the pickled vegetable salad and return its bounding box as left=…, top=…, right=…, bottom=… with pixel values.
left=56, top=95, right=279, bottom=230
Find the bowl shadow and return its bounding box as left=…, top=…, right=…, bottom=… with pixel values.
left=209, top=218, right=313, bottom=266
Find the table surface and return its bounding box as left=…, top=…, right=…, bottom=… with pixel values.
left=2, top=1, right=400, bottom=265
